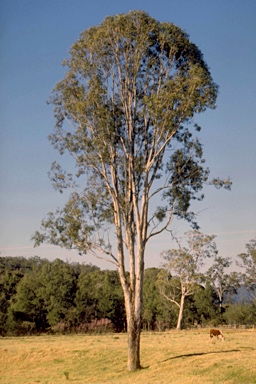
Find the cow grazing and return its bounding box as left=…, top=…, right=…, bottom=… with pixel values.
left=210, top=328, right=225, bottom=341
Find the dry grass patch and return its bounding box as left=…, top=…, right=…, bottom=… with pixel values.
left=0, top=329, right=255, bottom=383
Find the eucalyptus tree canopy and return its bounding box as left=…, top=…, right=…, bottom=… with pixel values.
left=33, top=11, right=230, bottom=370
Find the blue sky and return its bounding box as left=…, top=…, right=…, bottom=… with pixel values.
left=1, top=0, right=256, bottom=270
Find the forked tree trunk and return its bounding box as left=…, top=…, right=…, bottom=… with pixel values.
left=114, top=186, right=145, bottom=370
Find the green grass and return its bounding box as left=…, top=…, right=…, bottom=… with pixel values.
left=0, top=329, right=255, bottom=383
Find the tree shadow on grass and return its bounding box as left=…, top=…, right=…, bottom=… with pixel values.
left=138, top=347, right=255, bottom=370
left=158, top=349, right=244, bottom=365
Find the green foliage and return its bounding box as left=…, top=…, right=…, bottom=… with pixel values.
left=142, top=268, right=174, bottom=330
left=0, top=256, right=255, bottom=335
left=40, top=259, right=77, bottom=326
left=206, top=256, right=241, bottom=311
left=75, top=269, right=125, bottom=331
left=0, top=257, right=101, bottom=335
left=158, top=231, right=217, bottom=328
left=223, top=303, right=256, bottom=325
left=192, top=282, right=220, bottom=325
left=9, top=272, right=48, bottom=333
left=237, top=238, right=256, bottom=300
left=0, top=256, right=46, bottom=335
left=32, top=10, right=231, bottom=261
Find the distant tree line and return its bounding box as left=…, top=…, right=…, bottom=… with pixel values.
left=0, top=244, right=255, bottom=336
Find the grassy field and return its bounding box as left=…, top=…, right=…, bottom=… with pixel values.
left=0, top=329, right=255, bottom=384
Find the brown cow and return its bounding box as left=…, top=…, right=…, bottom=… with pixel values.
left=210, top=328, right=225, bottom=341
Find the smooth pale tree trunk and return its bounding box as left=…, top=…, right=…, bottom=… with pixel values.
left=114, top=173, right=146, bottom=371
left=122, top=289, right=142, bottom=370
left=127, top=314, right=141, bottom=370
left=176, top=294, right=185, bottom=330
left=121, top=257, right=144, bottom=370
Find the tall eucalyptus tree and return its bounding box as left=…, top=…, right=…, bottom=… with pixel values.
left=33, top=11, right=231, bottom=370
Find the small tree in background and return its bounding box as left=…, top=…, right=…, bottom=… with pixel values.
left=158, top=231, right=217, bottom=329
left=237, top=238, right=256, bottom=301
left=33, top=11, right=231, bottom=370
left=206, top=256, right=241, bottom=317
